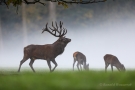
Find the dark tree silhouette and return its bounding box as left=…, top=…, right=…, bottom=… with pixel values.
left=0, top=0, right=112, bottom=8
left=0, top=0, right=116, bottom=13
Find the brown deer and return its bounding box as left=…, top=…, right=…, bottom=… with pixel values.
left=18, top=21, right=71, bottom=72
left=73, top=51, right=89, bottom=71
left=104, top=54, right=126, bottom=72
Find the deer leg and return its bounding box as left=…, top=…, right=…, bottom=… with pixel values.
left=80, top=64, right=82, bottom=71
left=77, top=62, right=80, bottom=71
left=51, top=60, right=58, bottom=72
left=105, top=63, right=109, bottom=72
left=111, top=64, right=113, bottom=72
left=29, top=59, right=35, bottom=72
left=18, top=57, right=29, bottom=72
left=73, top=60, right=76, bottom=71
left=47, top=60, right=52, bottom=72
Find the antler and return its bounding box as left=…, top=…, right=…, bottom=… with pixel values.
left=42, top=21, right=67, bottom=37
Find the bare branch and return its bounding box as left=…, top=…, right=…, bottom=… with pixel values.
left=23, top=0, right=45, bottom=5
left=0, top=0, right=113, bottom=13
left=0, top=0, right=114, bottom=7
left=0, top=0, right=8, bottom=8
left=58, top=0, right=107, bottom=4
left=0, top=0, right=113, bottom=9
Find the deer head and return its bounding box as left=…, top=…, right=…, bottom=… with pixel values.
left=120, top=64, right=126, bottom=71
left=84, top=63, right=89, bottom=70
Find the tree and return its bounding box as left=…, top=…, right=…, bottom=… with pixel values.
left=0, top=0, right=109, bottom=8
left=22, top=3, right=28, bottom=46
left=49, top=2, right=56, bottom=22
left=0, top=14, right=4, bottom=52
left=0, top=0, right=115, bottom=14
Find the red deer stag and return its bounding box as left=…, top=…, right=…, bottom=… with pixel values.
left=18, top=21, right=71, bottom=72
left=73, top=51, right=89, bottom=71
left=104, top=54, right=126, bottom=72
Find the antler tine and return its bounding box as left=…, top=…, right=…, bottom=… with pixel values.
left=60, top=28, right=67, bottom=36
left=60, top=21, right=63, bottom=29
left=42, top=21, right=67, bottom=37
left=51, top=21, right=63, bottom=37
left=42, top=22, right=60, bottom=37
left=54, top=21, right=61, bottom=34
left=59, top=21, right=67, bottom=37
left=49, top=27, right=57, bottom=35
left=51, top=22, right=55, bottom=31
left=55, top=21, right=59, bottom=31
left=49, top=27, right=55, bottom=33
left=59, top=21, right=63, bottom=36
left=50, top=21, right=60, bottom=33
left=48, top=22, right=55, bottom=32
left=42, top=23, right=48, bottom=33
left=63, top=28, right=67, bottom=36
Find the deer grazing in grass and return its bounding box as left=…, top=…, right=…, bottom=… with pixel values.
left=104, top=54, right=126, bottom=72
left=73, top=51, right=89, bottom=71
left=18, top=21, right=71, bottom=72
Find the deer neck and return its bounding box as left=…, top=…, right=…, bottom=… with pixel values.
left=52, top=42, right=66, bottom=55
left=53, top=39, right=68, bottom=48
left=115, top=62, right=122, bottom=68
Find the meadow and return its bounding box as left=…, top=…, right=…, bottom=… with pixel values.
left=0, top=69, right=134, bottom=90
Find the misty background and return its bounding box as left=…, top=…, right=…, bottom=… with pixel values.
left=0, top=0, right=135, bottom=71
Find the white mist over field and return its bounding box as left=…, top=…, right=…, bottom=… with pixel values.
left=0, top=18, right=135, bottom=71
left=0, top=1, right=135, bottom=71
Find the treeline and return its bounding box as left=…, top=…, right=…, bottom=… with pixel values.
left=0, top=0, right=134, bottom=51
left=0, top=0, right=135, bottom=31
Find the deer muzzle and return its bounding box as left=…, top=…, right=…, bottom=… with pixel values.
left=68, top=39, right=71, bottom=42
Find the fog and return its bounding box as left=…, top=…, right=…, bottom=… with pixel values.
left=0, top=19, right=135, bottom=71
left=0, top=1, right=135, bottom=71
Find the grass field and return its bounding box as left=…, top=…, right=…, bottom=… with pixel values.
left=0, top=69, right=134, bottom=90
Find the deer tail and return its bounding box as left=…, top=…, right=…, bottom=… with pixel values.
left=73, top=56, right=76, bottom=61
left=24, top=46, right=30, bottom=56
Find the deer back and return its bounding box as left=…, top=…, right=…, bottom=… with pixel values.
left=73, top=52, right=86, bottom=64
left=24, top=37, right=71, bottom=60
left=104, top=54, right=122, bottom=65
left=104, top=54, right=126, bottom=71
left=24, top=44, right=51, bottom=59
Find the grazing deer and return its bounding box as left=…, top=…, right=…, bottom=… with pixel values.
left=73, top=51, right=89, bottom=71
left=104, top=54, right=126, bottom=72
left=18, top=21, right=71, bottom=72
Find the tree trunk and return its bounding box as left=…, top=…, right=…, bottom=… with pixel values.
left=22, top=3, right=28, bottom=46
left=49, top=2, right=56, bottom=22
left=0, top=14, right=3, bottom=52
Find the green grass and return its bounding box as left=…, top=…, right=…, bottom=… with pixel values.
left=0, top=70, right=135, bottom=90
